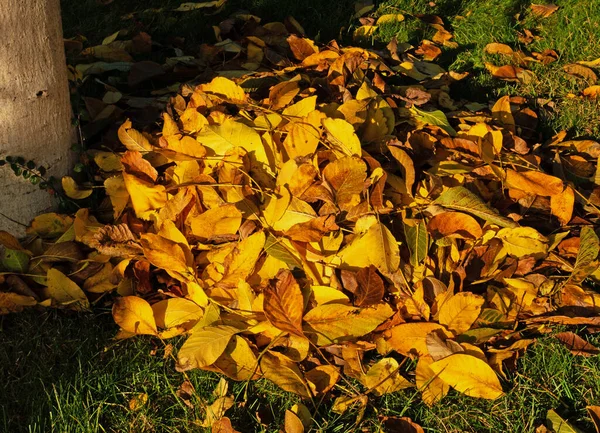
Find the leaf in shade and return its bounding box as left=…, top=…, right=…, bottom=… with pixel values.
left=403, top=221, right=429, bottom=266
left=263, top=269, right=305, bottom=336
left=354, top=265, right=385, bottom=307
left=260, top=351, right=313, bottom=398
left=570, top=226, right=600, bottom=283
left=284, top=215, right=339, bottom=242
left=381, top=416, right=425, bottom=433
left=322, top=156, right=366, bottom=211
left=546, top=409, right=584, bottom=433
left=586, top=406, right=600, bottom=433
left=427, top=211, right=482, bottom=240
left=434, top=186, right=518, bottom=228
left=555, top=332, right=600, bottom=357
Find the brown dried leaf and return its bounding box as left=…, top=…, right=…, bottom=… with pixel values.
left=263, top=269, right=305, bottom=336
left=555, top=332, right=600, bottom=357
left=530, top=3, right=559, bottom=18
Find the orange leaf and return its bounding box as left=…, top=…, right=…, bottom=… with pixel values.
left=263, top=270, right=305, bottom=336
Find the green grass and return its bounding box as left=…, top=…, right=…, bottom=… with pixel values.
left=375, top=0, right=600, bottom=137
left=2, top=310, right=600, bottom=432
left=19, top=1, right=600, bottom=431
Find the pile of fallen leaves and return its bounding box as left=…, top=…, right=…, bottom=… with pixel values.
left=2, top=2, right=600, bottom=431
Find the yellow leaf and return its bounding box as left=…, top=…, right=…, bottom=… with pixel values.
left=202, top=396, right=235, bottom=428
left=427, top=212, right=482, bottom=240
left=322, top=156, right=366, bottom=212
left=152, top=298, right=204, bottom=329
left=104, top=176, right=130, bottom=219
left=282, top=111, right=324, bottom=159
left=0, top=292, right=37, bottom=314
left=217, top=231, right=266, bottom=288
left=26, top=213, right=74, bottom=238
left=303, top=303, right=393, bottom=345
left=376, top=13, right=405, bottom=24
left=213, top=335, right=259, bottom=381
left=269, top=77, right=300, bottom=110
left=283, top=95, right=317, bottom=117
left=416, top=355, right=449, bottom=406
left=180, top=107, right=208, bottom=133
left=311, top=285, right=350, bottom=306
left=199, top=76, right=247, bottom=102
left=46, top=268, right=90, bottom=311
left=551, top=186, right=575, bottom=226
left=506, top=169, right=564, bottom=197
left=385, top=322, right=452, bottom=357
left=197, top=118, right=272, bottom=173
left=438, top=292, right=484, bottom=334
left=429, top=354, right=504, bottom=399
left=122, top=172, right=168, bottom=219
left=362, top=357, right=412, bottom=395
left=305, top=365, right=340, bottom=395
left=177, top=325, right=239, bottom=370
left=338, top=222, right=400, bottom=273
left=140, top=233, right=194, bottom=280
left=491, top=96, right=515, bottom=134
left=583, top=85, right=600, bottom=98
left=260, top=351, right=314, bottom=397
left=322, top=118, right=362, bottom=156
left=112, top=296, right=157, bottom=335
left=496, top=226, right=549, bottom=259
left=163, top=135, right=207, bottom=159
left=92, top=151, right=123, bottom=172
left=118, top=119, right=153, bottom=152
left=189, top=204, right=242, bottom=240
left=285, top=410, right=305, bottom=433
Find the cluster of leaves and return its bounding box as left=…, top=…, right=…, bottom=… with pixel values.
left=2, top=2, right=600, bottom=431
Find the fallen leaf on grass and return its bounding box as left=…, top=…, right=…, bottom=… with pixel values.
left=555, top=332, right=600, bottom=357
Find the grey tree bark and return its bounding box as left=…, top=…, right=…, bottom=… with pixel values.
left=0, top=0, right=72, bottom=236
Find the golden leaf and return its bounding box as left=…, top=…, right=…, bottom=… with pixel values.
left=429, top=354, right=504, bottom=399
left=118, top=119, right=153, bottom=152
left=362, top=357, right=412, bottom=395
left=189, top=204, right=242, bottom=240
left=260, top=351, right=313, bottom=397
left=496, top=226, right=549, bottom=259
left=46, top=268, right=90, bottom=311
left=338, top=222, right=400, bottom=273
left=112, top=296, right=157, bottom=335
left=438, top=292, right=485, bottom=335
left=385, top=322, right=453, bottom=357
left=322, top=118, right=362, bottom=156
left=151, top=298, right=204, bottom=329
left=427, top=212, right=482, bottom=240
left=550, top=186, right=575, bottom=226
left=199, top=76, right=247, bottom=102
left=416, top=355, right=449, bottom=406
left=303, top=303, right=393, bottom=345
left=506, top=169, right=564, bottom=197
left=177, top=325, right=239, bottom=370
left=122, top=172, right=168, bottom=218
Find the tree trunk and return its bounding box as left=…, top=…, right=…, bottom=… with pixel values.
left=0, top=0, right=72, bottom=236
